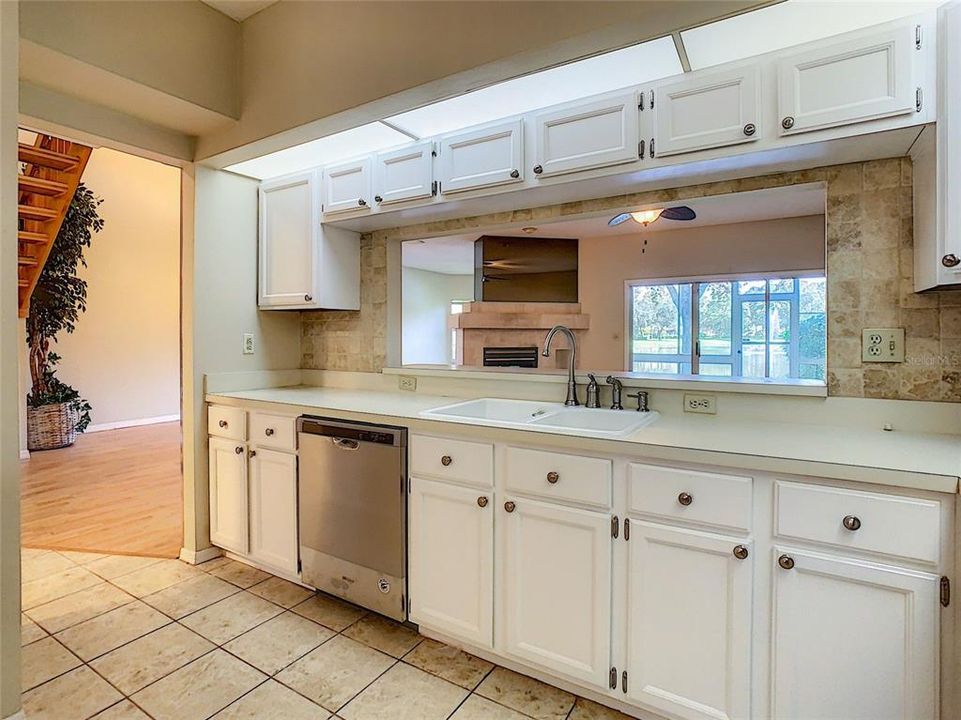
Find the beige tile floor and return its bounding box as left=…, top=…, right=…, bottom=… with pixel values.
left=20, top=548, right=635, bottom=720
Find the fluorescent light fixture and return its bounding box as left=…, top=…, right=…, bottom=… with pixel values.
left=225, top=122, right=412, bottom=180
left=682, top=0, right=943, bottom=71
left=386, top=37, right=682, bottom=138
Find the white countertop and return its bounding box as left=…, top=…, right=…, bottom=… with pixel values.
left=207, top=386, right=961, bottom=493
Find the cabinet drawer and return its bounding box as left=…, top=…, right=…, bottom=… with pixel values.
left=249, top=412, right=296, bottom=452
left=628, top=464, right=752, bottom=532
left=410, top=435, right=493, bottom=488
left=208, top=405, right=246, bottom=441
left=775, top=481, right=941, bottom=565
left=504, top=447, right=611, bottom=509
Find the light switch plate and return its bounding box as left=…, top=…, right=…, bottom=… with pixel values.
left=862, top=328, right=904, bottom=362
left=242, top=333, right=254, bottom=355
left=684, top=393, right=717, bottom=414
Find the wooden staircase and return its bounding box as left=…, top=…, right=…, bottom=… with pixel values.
left=17, top=133, right=92, bottom=318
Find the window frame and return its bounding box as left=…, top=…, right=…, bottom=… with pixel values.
left=623, top=269, right=825, bottom=383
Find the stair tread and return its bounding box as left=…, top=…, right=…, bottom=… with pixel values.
left=18, top=231, right=49, bottom=244
left=19, top=143, right=80, bottom=171
left=18, top=203, right=58, bottom=221
left=18, top=256, right=38, bottom=267
left=18, top=175, right=68, bottom=196
left=18, top=278, right=29, bottom=287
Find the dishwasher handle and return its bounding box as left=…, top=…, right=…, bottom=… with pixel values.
left=332, top=437, right=360, bottom=451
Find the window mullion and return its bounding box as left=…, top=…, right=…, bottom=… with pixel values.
left=764, top=280, right=771, bottom=378
left=691, top=282, right=700, bottom=375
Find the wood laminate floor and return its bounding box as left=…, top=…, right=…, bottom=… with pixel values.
left=21, top=422, right=183, bottom=558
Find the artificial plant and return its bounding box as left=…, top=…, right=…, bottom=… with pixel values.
left=26, top=183, right=104, bottom=433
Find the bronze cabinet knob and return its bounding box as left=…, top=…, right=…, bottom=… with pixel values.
left=265, top=428, right=274, bottom=436
left=304, top=294, right=313, bottom=302
left=781, top=116, right=795, bottom=130
left=942, top=254, right=960, bottom=268
left=357, top=198, right=367, bottom=206
left=249, top=449, right=256, bottom=458
left=218, top=420, right=228, bottom=428
left=477, top=496, right=488, bottom=508
left=842, top=515, right=862, bottom=531
left=374, top=195, right=383, bottom=203
left=234, top=446, right=243, bottom=454
left=509, top=169, right=520, bottom=179
left=778, top=554, right=795, bottom=570
left=743, top=123, right=756, bottom=136
left=547, top=471, right=559, bottom=484
left=733, top=545, right=749, bottom=560
left=504, top=501, right=516, bottom=513
left=677, top=492, right=693, bottom=506
left=533, top=164, right=543, bottom=175
left=440, top=455, right=453, bottom=467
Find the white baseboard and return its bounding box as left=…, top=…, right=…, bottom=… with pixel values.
left=87, top=414, right=180, bottom=433
left=179, top=546, right=222, bottom=565
left=19, top=449, right=29, bottom=460
left=4, top=711, right=26, bottom=720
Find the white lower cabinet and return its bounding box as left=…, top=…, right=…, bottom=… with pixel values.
left=408, top=476, right=493, bottom=647
left=500, top=496, right=612, bottom=687
left=248, top=448, right=299, bottom=575
left=626, top=522, right=753, bottom=720
left=208, top=437, right=248, bottom=555
left=771, top=548, right=939, bottom=720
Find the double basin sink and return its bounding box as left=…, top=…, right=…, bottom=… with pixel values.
left=421, top=398, right=659, bottom=438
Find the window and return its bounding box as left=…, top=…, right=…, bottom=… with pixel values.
left=627, top=275, right=826, bottom=382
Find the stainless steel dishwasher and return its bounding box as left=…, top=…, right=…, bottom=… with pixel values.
left=297, top=416, right=408, bottom=621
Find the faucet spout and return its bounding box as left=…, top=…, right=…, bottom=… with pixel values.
left=543, top=325, right=579, bottom=406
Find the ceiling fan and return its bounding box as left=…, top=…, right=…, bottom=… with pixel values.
left=608, top=205, right=697, bottom=227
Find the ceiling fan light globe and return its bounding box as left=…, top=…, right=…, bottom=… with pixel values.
left=630, top=209, right=663, bottom=226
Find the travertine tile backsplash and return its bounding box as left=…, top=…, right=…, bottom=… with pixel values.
left=300, top=158, right=961, bottom=402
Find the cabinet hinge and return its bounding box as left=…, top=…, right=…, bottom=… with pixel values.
left=609, top=667, right=617, bottom=690
left=407, top=476, right=411, bottom=494
left=407, top=595, right=412, bottom=613
left=624, top=517, right=631, bottom=541
left=297, top=559, right=302, bottom=573
left=649, top=138, right=655, bottom=159
left=638, top=93, right=645, bottom=111
left=611, top=515, right=619, bottom=539
left=649, top=89, right=655, bottom=110
left=916, top=24, right=922, bottom=50
left=621, top=669, right=628, bottom=693
left=638, top=140, right=645, bottom=159
left=916, top=87, right=923, bottom=113
left=941, top=576, right=951, bottom=607
left=431, top=180, right=439, bottom=196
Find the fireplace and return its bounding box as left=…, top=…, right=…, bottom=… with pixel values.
left=483, top=346, right=539, bottom=368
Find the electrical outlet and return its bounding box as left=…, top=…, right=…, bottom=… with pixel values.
left=862, top=328, right=904, bottom=362
left=242, top=333, right=254, bottom=355
left=684, top=393, right=717, bottom=414
left=398, top=376, right=417, bottom=392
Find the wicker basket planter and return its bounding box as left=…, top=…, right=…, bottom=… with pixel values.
left=27, top=402, right=79, bottom=451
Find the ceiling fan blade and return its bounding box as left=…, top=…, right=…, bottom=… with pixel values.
left=608, top=213, right=632, bottom=226
left=659, top=206, right=697, bottom=221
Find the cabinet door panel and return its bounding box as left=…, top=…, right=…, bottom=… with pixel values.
left=373, top=141, right=434, bottom=205
left=654, top=66, right=760, bottom=157
left=440, top=120, right=523, bottom=193
left=409, top=477, right=493, bottom=647
left=322, top=159, right=371, bottom=214
left=771, top=548, right=938, bottom=720
left=259, top=172, right=316, bottom=307
left=778, top=24, right=915, bottom=135
left=501, top=497, right=611, bottom=687
left=533, top=92, right=638, bottom=177
left=209, top=437, right=248, bottom=554
left=248, top=449, right=298, bottom=575
left=627, top=522, right=752, bottom=720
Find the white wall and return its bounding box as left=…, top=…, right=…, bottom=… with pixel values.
left=402, top=267, right=473, bottom=364
left=579, top=215, right=826, bottom=369
left=39, top=147, right=182, bottom=430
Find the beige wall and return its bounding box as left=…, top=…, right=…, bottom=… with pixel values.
left=303, top=159, right=961, bottom=403
left=42, top=147, right=181, bottom=429
left=0, top=1, right=21, bottom=714
left=578, top=215, right=826, bottom=369
left=184, top=166, right=301, bottom=555
left=402, top=268, right=472, bottom=365
left=200, top=0, right=764, bottom=159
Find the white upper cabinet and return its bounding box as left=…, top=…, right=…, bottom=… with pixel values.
left=322, top=158, right=371, bottom=214
left=499, top=496, right=611, bottom=687
left=259, top=172, right=317, bottom=307
left=409, top=476, right=493, bottom=647
left=439, top=120, right=524, bottom=194
left=259, top=171, right=360, bottom=310
left=626, top=522, right=753, bottom=720
left=771, top=549, right=939, bottom=720
left=373, top=141, right=434, bottom=205
left=777, top=23, right=918, bottom=136
left=531, top=92, right=639, bottom=178
left=653, top=65, right=761, bottom=157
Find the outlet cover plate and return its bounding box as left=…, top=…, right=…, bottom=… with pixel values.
left=242, top=333, right=254, bottom=355
left=684, top=393, right=717, bottom=414
left=862, top=328, right=904, bottom=362
left=398, top=376, right=417, bottom=392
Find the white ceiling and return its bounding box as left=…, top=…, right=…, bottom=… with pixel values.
left=402, top=184, right=826, bottom=275
left=201, top=0, right=278, bottom=22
